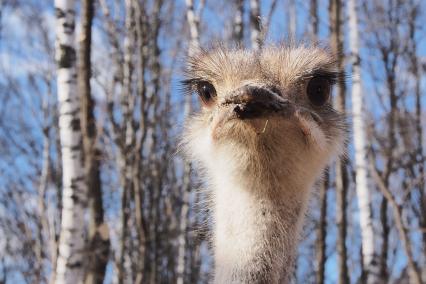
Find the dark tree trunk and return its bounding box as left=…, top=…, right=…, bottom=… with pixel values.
left=310, top=0, right=318, bottom=40
left=78, top=0, right=110, bottom=283
left=316, top=170, right=329, bottom=284
left=329, top=0, right=349, bottom=283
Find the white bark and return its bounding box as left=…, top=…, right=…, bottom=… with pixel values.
left=233, top=0, right=244, bottom=45
left=177, top=2, right=201, bottom=283
left=348, top=0, right=378, bottom=282
left=250, top=0, right=261, bottom=50
left=117, top=1, right=134, bottom=282
left=54, top=0, right=87, bottom=283
left=185, top=0, right=200, bottom=55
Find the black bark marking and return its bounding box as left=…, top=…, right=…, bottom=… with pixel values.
left=58, top=44, right=76, bottom=68
left=62, top=109, right=80, bottom=118
left=68, top=261, right=83, bottom=268
left=70, top=117, right=81, bottom=131
left=71, top=145, right=81, bottom=152
left=56, top=8, right=76, bottom=33
left=71, top=193, right=80, bottom=203
left=55, top=7, right=66, bottom=19
left=63, top=21, right=75, bottom=33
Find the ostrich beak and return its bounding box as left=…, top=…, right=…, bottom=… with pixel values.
left=222, top=85, right=291, bottom=119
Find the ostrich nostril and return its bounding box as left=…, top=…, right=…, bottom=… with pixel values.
left=233, top=104, right=250, bottom=118
left=233, top=105, right=243, bottom=114
left=233, top=103, right=259, bottom=119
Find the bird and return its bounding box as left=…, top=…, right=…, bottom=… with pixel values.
left=181, top=44, right=347, bottom=283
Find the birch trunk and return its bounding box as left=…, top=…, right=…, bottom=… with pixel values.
left=54, top=0, right=87, bottom=283
left=177, top=1, right=200, bottom=283
left=347, top=0, right=378, bottom=282
left=185, top=0, right=200, bottom=53
left=51, top=96, right=63, bottom=284
left=233, top=0, right=244, bottom=46
left=249, top=0, right=261, bottom=50
left=117, top=1, right=135, bottom=282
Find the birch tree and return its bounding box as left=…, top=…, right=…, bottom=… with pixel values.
left=347, top=0, right=378, bottom=282
left=233, top=0, right=244, bottom=45
left=249, top=0, right=261, bottom=50
left=54, top=0, right=87, bottom=283
left=177, top=1, right=202, bottom=283
left=116, top=1, right=135, bottom=282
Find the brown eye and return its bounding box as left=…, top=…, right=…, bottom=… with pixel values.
left=307, top=77, right=331, bottom=106
left=197, top=81, right=217, bottom=106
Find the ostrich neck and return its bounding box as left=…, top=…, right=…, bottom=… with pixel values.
left=211, top=168, right=312, bottom=284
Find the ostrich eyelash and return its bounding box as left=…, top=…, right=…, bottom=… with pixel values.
left=181, top=78, right=203, bottom=87
left=180, top=78, right=212, bottom=96
left=302, top=69, right=347, bottom=85
left=180, top=78, right=201, bottom=95
left=312, top=70, right=348, bottom=85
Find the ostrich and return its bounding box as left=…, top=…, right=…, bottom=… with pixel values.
left=181, top=44, right=347, bottom=283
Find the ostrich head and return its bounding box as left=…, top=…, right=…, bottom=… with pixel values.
left=181, top=44, right=347, bottom=283
left=182, top=45, right=346, bottom=192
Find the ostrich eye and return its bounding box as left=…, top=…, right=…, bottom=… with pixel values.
left=307, top=77, right=331, bottom=106
left=196, top=81, right=217, bottom=106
